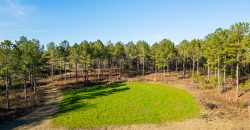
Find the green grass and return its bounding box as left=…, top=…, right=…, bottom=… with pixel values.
left=52, top=82, right=200, bottom=128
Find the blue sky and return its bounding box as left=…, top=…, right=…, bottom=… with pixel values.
left=0, top=0, right=249, bottom=46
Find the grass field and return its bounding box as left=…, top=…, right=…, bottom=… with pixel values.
left=52, top=82, right=200, bottom=128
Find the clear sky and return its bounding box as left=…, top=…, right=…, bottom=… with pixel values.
left=0, top=0, right=249, bottom=46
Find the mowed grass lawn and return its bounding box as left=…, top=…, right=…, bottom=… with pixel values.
left=52, top=82, right=200, bottom=128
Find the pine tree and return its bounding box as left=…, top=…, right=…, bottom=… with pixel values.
left=69, top=43, right=80, bottom=85
left=177, top=40, right=189, bottom=79
left=79, top=40, right=92, bottom=83
left=136, top=40, right=150, bottom=76
left=0, top=40, right=18, bottom=109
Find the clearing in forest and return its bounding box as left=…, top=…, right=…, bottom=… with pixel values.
left=52, top=82, right=200, bottom=128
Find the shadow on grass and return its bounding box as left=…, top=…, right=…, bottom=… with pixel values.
left=0, top=73, right=130, bottom=130
left=56, top=83, right=129, bottom=115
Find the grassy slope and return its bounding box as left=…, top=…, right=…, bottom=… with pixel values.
left=52, top=82, right=200, bottom=128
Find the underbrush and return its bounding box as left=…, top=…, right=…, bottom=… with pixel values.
left=240, top=78, right=250, bottom=88
left=0, top=89, right=45, bottom=122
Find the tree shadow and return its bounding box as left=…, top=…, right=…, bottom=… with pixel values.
left=238, top=88, right=250, bottom=97
left=55, top=82, right=129, bottom=115
left=0, top=74, right=129, bottom=129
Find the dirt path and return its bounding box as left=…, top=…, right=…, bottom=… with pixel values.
left=0, top=82, right=62, bottom=130
left=103, top=118, right=250, bottom=130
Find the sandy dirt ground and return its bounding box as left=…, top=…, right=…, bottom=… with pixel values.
left=0, top=73, right=250, bottom=130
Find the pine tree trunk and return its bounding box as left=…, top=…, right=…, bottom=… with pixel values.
left=60, top=62, right=62, bottom=77
left=82, top=64, right=84, bottom=81
left=64, top=61, right=66, bottom=80
left=214, top=68, right=215, bottom=77
left=167, top=65, right=169, bottom=74
left=142, top=57, right=145, bottom=76
left=70, top=68, right=72, bottom=78
left=223, top=65, right=226, bottom=91
left=119, top=59, right=122, bottom=78
left=84, top=63, right=87, bottom=84
left=98, top=59, right=100, bottom=82
left=208, top=64, right=210, bottom=83
left=197, top=58, right=199, bottom=76
left=29, top=71, right=32, bottom=87
left=217, top=55, right=220, bottom=94
left=9, top=74, right=12, bottom=88
left=69, top=63, right=72, bottom=78
left=109, top=58, right=112, bottom=82
left=183, top=57, right=185, bottom=79
left=75, top=61, right=78, bottom=85
left=137, top=58, right=140, bottom=75
left=5, top=71, right=9, bottom=110
left=24, top=72, right=27, bottom=101
left=176, top=60, right=178, bottom=72
left=190, top=64, right=192, bottom=74
left=128, top=60, right=130, bottom=77
left=100, top=60, right=103, bottom=80
left=51, top=63, right=54, bottom=82
left=164, top=67, right=166, bottom=81
left=154, top=60, right=157, bottom=80
left=86, top=66, right=89, bottom=81
left=248, top=63, right=250, bottom=73
left=192, top=58, right=195, bottom=83
left=33, top=70, right=36, bottom=94
left=236, top=55, right=239, bottom=98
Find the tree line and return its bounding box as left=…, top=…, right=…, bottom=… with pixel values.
left=0, top=22, right=250, bottom=110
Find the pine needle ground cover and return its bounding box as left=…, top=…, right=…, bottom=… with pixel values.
left=52, top=82, right=200, bottom=128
